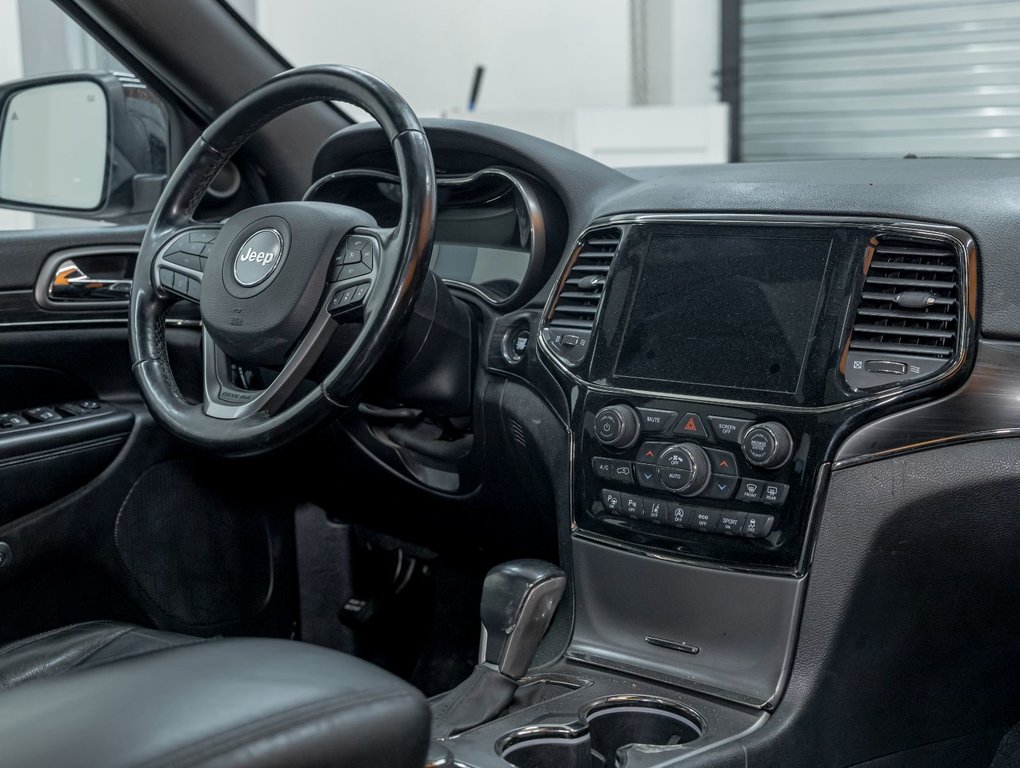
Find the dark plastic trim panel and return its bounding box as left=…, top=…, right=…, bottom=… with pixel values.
left=568, top=537, right=804, bottom=709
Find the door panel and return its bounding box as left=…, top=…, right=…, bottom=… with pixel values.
left=0, top=225, right=298, bottom=641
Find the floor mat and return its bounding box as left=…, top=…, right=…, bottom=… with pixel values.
left=992, top=723, right=1020, bottom=768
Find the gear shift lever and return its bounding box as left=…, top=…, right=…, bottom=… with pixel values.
left=431, top=559, right=566, bottom=738
left=479, top=559, right=567, bottom=680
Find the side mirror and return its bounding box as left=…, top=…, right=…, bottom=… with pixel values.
left=0, top=72, right=169, bottom=220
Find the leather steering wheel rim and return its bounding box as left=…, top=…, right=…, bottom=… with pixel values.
left=129, top=65, right=436, bottom=456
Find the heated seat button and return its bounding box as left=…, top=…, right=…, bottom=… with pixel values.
left=634, top=463, right=661, bottom=489
left=609, top=460, right=635, bottom=485
left=636, top=408, right=677, bottom=434
left=592, top=457, right=614, bottom=480
left=675, top=413, right=707, bottom=438
left=704, top=448, right=738, bottom=476
left=24, top=407, right=60, bottom=423
left=708, top=416, right=752, bottom=443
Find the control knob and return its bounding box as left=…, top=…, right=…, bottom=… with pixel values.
left=593, top=404, right=641, bottom=449
left=656, top=442, right=711, bottom=497
left=741, top=421, right=794, bottom=469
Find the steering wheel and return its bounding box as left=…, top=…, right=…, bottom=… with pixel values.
left=128, top=66, right=436, bottom=456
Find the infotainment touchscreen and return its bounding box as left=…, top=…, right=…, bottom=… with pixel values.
left=614, top=233, right=832, bottom=393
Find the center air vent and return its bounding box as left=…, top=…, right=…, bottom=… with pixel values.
left=542, top=226, right=622, bottom=365
left=845, top=237, right=965, bottom=390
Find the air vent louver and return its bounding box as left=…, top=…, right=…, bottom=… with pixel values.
left=849, top=239, right=962, bottom=361
left=548, top=227, right=622, bottom=331
left=542, top=226, right=622, bottom=366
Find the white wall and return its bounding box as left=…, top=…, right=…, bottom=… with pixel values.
left=251, top=0, right=726, bottom=165
left=254, top=0, right=632, bottom=115
left=0, top=1, right=31, bottom=230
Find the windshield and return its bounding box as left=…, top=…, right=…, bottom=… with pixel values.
left=229, top=0, right=1020, bottom=167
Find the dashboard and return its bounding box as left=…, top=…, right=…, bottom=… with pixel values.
left=305, top=117, right=1020, bottom=765
left=311, top=120, right=993, bottom=579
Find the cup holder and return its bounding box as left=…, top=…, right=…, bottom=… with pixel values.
left=498, top=696, right=703, bottom=768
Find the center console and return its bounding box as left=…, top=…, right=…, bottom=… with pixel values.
left=543, top=216, right=972, bottom=573
left=456, top=213, right=974, bottom=767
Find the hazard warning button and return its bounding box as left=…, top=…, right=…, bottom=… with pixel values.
left=674, top=412, right=707, bottom=439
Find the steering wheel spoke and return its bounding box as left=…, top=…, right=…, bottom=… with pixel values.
left=152, top=225, right=223, bottom=304
left=324, top=228, right=385, bottom=321
left=202, top=295, right=336, bottom=419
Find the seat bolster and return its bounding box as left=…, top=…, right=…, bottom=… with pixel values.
left=0, top=621, right=196, bottom=691
left=0, top=635, right=431, bottom=768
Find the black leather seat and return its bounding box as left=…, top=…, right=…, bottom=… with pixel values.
left=0, top=621, right=430, bottom=767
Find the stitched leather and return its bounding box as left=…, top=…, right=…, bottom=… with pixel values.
left=0, top=621, right=196, bottom=691
left=0, top=622, right=430, bottom=768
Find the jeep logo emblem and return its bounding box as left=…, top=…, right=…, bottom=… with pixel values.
left=233, top=229, right=284, bottom=287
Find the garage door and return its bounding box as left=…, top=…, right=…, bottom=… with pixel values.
left=742, top=0, right=1020, bottom=159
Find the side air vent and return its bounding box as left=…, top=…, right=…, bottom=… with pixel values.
left=542, top=226, right=622, bottom=365
left=845, top=237, right=965, bottom=389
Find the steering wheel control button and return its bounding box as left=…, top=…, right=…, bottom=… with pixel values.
left=608, top=460, right=634, bottom=485
left=164, top=251, right=203, bottom=272
left=189, top=230, right=216, bottom=243
left=702, top=474, right=739, bottom=500
left=704, top=448, right=738, bottom=476
left=742, top=514, right=775, bottom=539
left=592, top=457, right=614, bottom=480
left=708, top=415, right=753, bottom=443
left=675, top=412, right=707, bottom=438
left=636, top=408, right=677, bottom=434
left=593, top=405, right=641, bottom=449
left=232, top=228, right=284, bottom=287
left=331, top=235, right=378, bottom=281
left=634, top=463, right=661, bottom=489
left=761, top=482, right=789, bottom=506
left=601, top=488, right=623, bottom=514
left=741, top=421, right=794, bottom=469
left=737, top=479, right=764, bottom=502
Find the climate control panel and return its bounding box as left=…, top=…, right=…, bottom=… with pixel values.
left=578, top=395, right=819, bottom=569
